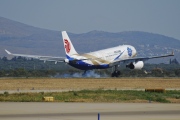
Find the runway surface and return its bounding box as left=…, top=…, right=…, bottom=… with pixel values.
left=0, top=103, right=180, bottom=120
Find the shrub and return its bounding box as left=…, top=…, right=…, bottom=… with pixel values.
left=4, top=91, right=9, bottom=96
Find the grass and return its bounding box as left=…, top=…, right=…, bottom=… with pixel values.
left=0, top=90, right=180, bottom=103
left=0, top=78, right=179, bottom=103
left=0, top=78, right=180, bottom=90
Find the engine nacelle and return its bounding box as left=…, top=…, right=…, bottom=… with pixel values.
left=126, top=61, right=144, bottom=70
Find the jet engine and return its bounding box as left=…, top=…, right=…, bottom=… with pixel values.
left=126, top=61, right=144, bottom=69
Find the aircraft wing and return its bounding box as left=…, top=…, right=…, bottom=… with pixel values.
left=110, top=51, right=174, bottom=66
left=5, top=49, right=66, bottom=62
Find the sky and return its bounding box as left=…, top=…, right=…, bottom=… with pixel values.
left=0, top=0, right=180, bottom=40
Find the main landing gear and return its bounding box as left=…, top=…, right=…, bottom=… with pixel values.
left=111, top=65, right=120, bottom=77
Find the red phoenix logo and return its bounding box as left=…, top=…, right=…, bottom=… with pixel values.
left=64, top=39, right=71, bottom=53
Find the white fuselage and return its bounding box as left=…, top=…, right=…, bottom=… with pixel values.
left=67, top=45, right=137, bottom=70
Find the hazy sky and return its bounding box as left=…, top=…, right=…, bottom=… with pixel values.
left=0, top=0, right=180, bottom=39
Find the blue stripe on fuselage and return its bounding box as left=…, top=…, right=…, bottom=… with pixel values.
left=66, top=55, right=75, bottom=61
left=114, top=50, right=125, bottom=61
left=69, top=62, right=109, bottom=70
left=66, top=55, right=109, bottom=70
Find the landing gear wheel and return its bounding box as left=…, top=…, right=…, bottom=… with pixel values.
left=111, top=70, right=120, bottom=77
left=111, top=72, right=115, bottom=77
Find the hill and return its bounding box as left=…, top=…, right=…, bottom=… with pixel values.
left=0, top=16, right=179, bottom=63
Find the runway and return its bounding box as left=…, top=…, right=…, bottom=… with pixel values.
left=0, top=103, right=180, bottom=120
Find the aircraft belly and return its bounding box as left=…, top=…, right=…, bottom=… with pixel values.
left=68, top=61, right=109, bottom=70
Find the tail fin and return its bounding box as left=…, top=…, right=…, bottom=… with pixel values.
left=62, top=31, right=78, bottom=57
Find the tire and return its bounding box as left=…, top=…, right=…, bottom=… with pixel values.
left=111, top=72, right=115, bottom=77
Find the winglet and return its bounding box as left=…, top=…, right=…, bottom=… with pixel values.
left=5, top=49, right=12, bottom=55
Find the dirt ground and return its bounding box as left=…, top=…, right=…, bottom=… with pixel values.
left=0, top=78, right=179, bottom=90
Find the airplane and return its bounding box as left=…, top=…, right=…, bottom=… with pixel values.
left=5, top=31, right=174, bottom=77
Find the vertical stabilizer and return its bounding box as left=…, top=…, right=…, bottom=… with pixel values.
left=62, top=31, right=78, bottom=57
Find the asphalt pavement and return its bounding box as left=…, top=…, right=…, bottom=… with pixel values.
left=0, top=103, right=180, bottom=120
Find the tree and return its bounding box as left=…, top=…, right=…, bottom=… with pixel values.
left=175, top=69, right=180, bottom=77
left=2, top=57, right=8, bottom=62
